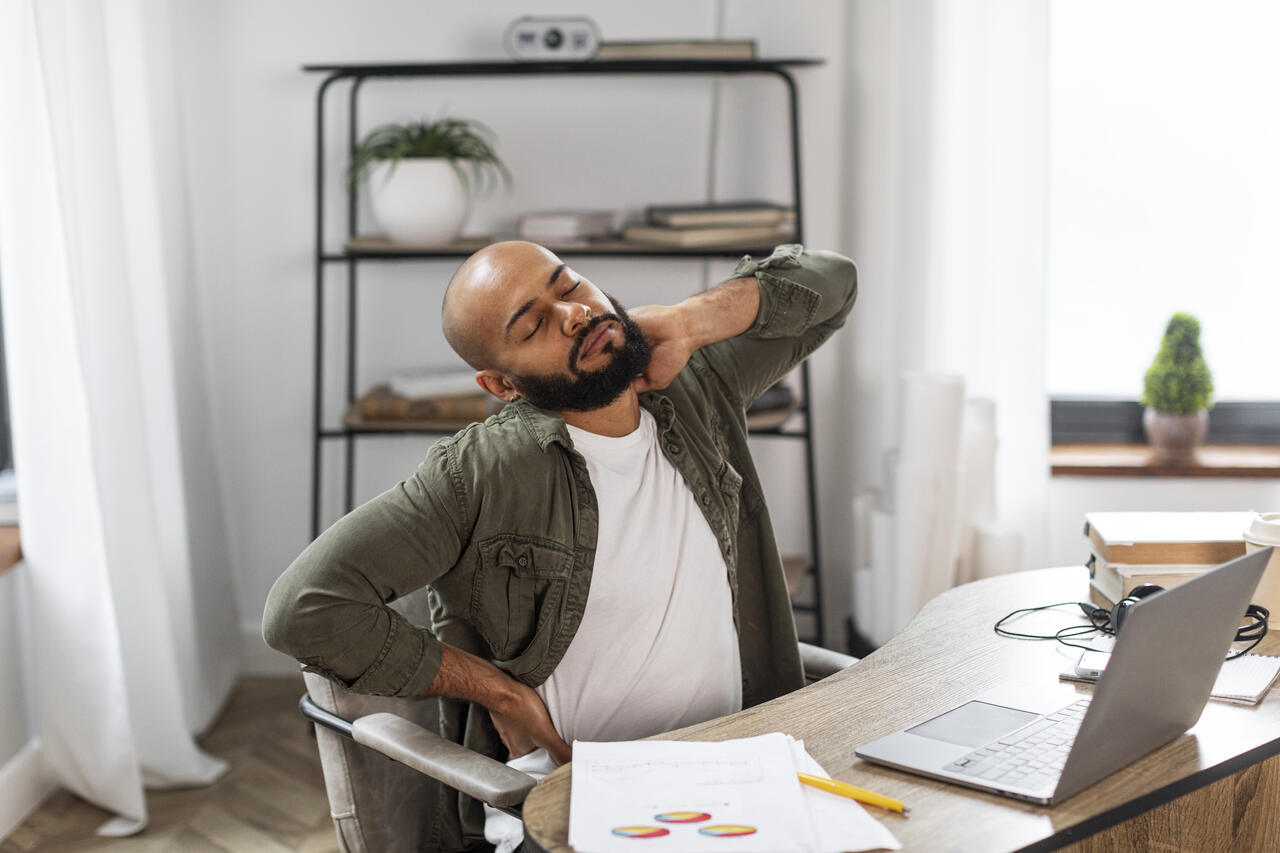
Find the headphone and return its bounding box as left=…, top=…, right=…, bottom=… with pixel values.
left=996, top=584, right=1270, bottom=659
left=1110, top=583, right=1166, bottom=634
left=1077, top=583, right=1269, bottom=657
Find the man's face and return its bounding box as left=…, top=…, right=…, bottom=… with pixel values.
left=490, top=260, right=652, bottom=412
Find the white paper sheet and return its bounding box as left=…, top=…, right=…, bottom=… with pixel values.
left=789, top=739, right=903, bottom=853
left=568, top=733, right=900, bottom=853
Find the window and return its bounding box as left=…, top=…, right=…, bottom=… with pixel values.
left=1047, top=1, right=1280, bottom=417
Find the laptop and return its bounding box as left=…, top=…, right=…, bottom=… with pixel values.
left=855, top=547, right=1273, bottom=805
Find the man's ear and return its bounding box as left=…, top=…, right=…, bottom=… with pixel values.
left=475, top=370, right=519, bottom=402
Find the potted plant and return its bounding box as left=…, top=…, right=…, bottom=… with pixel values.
left=349, top=117, right=511, bottom=244
left=1141, top=312, right=1214, bottom=463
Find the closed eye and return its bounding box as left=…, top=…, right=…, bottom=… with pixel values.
left=522, top=280, right=582, bottom=341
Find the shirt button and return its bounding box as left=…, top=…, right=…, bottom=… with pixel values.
left=517, top=555, right=529, bottom=568
left=701, top=494, right=711, bottom=506
left=668, top=443, right=681, bottom=454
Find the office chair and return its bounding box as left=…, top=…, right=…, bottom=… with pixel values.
left=299, top=588, right=858, bottom=853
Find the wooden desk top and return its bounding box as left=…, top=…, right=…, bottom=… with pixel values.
left=522, top=567, right=1280, bottom=852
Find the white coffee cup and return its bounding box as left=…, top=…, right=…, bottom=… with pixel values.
left=1243, top=512, right=1280, bottom=614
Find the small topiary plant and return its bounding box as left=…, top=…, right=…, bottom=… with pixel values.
left=1141, top=313, right=1214, bottom=415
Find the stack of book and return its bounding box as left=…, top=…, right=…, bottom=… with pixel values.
left=622, top=200, right=795, bottom=247
left=346, top=371, right=499, bottom=430
left=1084, top=511, right=1253, bottom=605
left=516, top=209, right=617, bottom=245
left=745, top=382, right=798, bottom=431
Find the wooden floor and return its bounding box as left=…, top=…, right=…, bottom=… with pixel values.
left=1, top=677, right=340, bottom=852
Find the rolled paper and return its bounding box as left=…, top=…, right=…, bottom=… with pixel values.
left=973, top=524, right=1023, bottom=579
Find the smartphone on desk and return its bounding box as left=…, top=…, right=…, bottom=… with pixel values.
left=1075, top=650, right=1112, bottom=679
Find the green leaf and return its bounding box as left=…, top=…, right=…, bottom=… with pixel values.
left=346, top=116, right=513, bottom=196
left=1141, top=312, right=1214, bottom=414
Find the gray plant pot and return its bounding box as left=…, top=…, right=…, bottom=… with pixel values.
left=1142, top=408, right=1208, bottom=464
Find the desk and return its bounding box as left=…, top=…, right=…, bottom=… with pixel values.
left=522, top=567, right=1280, bottom=852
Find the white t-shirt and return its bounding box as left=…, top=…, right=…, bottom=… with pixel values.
left=485, top=408, right=742, bottom=852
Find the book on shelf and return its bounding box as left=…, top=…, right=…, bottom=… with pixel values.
left=594, top=39, right=756, bottom=61
left=517, top=209, right=617, bottom=243
left=645, top=200, right=795, bottom=229
left=1082, top=511, right=1251, bottom=566
left=745, top=382, right=798, bottom=431
left=747, top=382, right=795, bottom=415
left=1086, top=554, right=1216, bottom=605
left=621, top=222, right=794, bottom=248
left=353, top=383, right=498, bottom=423
left=387, top=371, right=479, bottom=400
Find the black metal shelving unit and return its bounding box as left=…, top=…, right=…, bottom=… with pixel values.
left=304, top=58, right=827, bottom=644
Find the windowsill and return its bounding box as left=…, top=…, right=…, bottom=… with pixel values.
left=1051, top=444, right=1280, bottom=478
left=0, top=526, right=20, bottom=574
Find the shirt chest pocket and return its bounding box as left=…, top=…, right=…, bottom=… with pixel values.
left=471, top=535, right=574, bottom=661
left=717, top=460, right=745, bottom=531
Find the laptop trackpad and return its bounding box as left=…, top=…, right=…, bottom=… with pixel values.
left=906, top=701, right=1040, bottom=748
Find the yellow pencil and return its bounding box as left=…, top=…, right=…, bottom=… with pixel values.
left=797, top=772, right=910, bottom=814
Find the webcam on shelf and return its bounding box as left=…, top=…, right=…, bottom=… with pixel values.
left=504, top=16, right=600, bottom=61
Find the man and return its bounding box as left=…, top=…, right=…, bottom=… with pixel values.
left=264, top=241, right=857, bottom=852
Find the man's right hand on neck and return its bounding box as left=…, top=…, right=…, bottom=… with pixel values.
left=419, top=644, right=572, bottom=766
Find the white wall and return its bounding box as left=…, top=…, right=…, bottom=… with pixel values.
left=176, top=0, right=854, bottom=662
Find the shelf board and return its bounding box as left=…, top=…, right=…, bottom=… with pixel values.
left=1050, top=443, right=1280, bottom=478
left=322, top=405, right=807, bottom=439
left=303, top=58, right=824, bottom=77
left=329, top=235, right=792, bottom=261
left=340, top=410, right=484, bottom=435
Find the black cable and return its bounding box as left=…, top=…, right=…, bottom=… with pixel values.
left=994, top=600, right=1270, bottom=659
left=993, top=601, right=1110, bottom=651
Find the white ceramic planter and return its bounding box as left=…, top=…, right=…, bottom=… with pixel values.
left=367, top=158, right=468, bottom=244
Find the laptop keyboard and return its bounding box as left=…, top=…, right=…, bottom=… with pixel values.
left=943, top=698, right=1092, bottom=790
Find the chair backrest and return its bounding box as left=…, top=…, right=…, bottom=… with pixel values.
left=304, top=589, right=442, bottom=853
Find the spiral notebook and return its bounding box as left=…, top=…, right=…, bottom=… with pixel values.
left=1060, top=640, right=1280, bottom=705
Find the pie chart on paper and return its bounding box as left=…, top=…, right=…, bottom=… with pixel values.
left=698, top=825, right=758, bottom=837
left=610, top=826, right=670, bottom=838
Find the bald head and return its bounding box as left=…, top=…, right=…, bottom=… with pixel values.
left=442, top=241, right=562, bottom=370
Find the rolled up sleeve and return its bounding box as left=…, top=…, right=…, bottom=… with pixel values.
left=262, top=440, right=464, bottom=697
left=703, top=243, right=858, bottom=405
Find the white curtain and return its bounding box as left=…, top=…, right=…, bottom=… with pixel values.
left=0, top=0, right=240, bottom=834
left=843, top=0, right=1052, bottom=635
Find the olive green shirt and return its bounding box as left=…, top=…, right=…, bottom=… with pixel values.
left=263, top=243, right=857, bottom=850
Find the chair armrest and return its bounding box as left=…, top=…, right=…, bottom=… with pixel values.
left=351, top=712, right=537, bottom=808
left=799, top=642, right=858, bottom=682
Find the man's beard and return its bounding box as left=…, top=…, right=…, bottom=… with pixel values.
left=510, top=295, right=652, bottom=413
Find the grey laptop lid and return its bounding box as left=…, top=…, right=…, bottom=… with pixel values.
left=1053, top=547, right=1270, bottom=800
